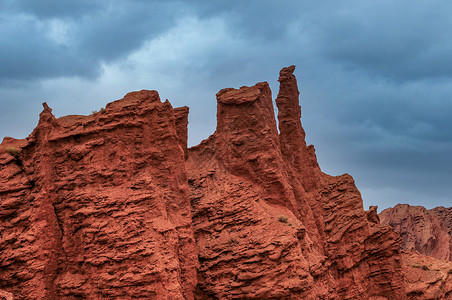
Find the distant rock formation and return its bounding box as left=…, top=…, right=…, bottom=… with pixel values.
left=1, top=67, right=450, bottom=299
left=380, top=204, right=452, bottom=262
left=432, top=206, right=452, bottom=239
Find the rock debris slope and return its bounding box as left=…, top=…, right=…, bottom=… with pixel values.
left=401, top=250, right=452, bottom=299
left=0, top=66, right=449, bottom=299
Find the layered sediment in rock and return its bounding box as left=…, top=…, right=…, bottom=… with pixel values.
left=1, top=67, right=449, bottom=299
left=187, top=66, right=404, bottom=299
left=380, top=204, right=452, bottom=262
left=0, top=91, right=197, bottom=299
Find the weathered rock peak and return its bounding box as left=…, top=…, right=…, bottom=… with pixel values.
left=187, top=67, right=405, bottom=299
left=1, top=67, right=450, bottom=299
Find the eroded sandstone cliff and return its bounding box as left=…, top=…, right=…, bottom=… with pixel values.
left=187, top=66, right=404, bottom=299
left=1, top=67, right=449, bottom=299
left=0, top=91, right=197, bottom=299
left=380, top=204, right=452, bottom=262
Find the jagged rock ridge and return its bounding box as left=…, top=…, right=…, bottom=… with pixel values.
left=1, top=67, right=450, bottom=299
left=380, top=204, right=452, bottom=262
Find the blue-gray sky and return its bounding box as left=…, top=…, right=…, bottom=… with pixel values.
left=1, top=0, right=451, bottom=211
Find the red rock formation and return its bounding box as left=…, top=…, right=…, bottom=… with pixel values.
left=0, top=91, right=197, bottom=299
left=432, top=206, right=452, bottom=238
left=2, top=66, right=449, bottom=299
left=187, top=66, right=405, bottom=299
left=380, top=204, right=452, bottom=262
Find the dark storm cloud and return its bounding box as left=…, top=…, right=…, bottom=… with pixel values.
left=0, top=0, right=450, bottom=210
left=0, top=15, right=96, bottom=84
left=184, top=0, right=325, bottom=46
left=1, top=0, right=101, bottom=19
left=0, top=0, right=307, bottom=85
left=315, top=1, right=452, bottom=81
left=301, top=69, right=452, bottom=209
left=73, top=2, right=178, bottom=61
left=332, top=83, right=452, bottom=144
left=0, top=0, right=180, bottom=84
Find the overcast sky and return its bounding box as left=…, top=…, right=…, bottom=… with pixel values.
left=1, top=0, right=451, bottom=211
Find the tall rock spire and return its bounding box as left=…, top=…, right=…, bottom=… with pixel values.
left=276, top=65, right=319, bottom=191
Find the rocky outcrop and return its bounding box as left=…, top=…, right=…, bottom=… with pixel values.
left=187, top=66, right=404, bottom=299
left=1, top=66, right=448, bottom=299
left=0, top=91, right=197, bottom=299
left=380, top=204, right=452, bottom=262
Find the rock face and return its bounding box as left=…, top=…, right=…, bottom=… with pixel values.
left=1, top=66, right=449, bottom=299
left=380, top=204, right=452, bottom=262
left=187, top=66, right=404, bottom=299
left=0, top=91, right=197, bottom=299
left=432, top=206, right=452, bottom=239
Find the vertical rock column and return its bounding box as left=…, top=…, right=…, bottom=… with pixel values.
left=275, top=66, right=326, bottom=250
left=275, top=65, right=321, bottom=191
left=214, top=82, right=298, bottom=208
